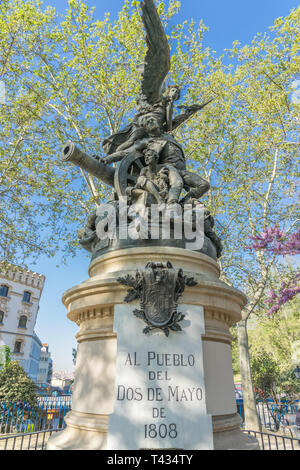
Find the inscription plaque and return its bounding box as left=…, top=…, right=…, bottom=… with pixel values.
left=107, top=304, right=213, bottom=450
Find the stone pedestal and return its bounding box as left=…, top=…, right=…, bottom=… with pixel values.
left=47, top=247, right=258, bottom=450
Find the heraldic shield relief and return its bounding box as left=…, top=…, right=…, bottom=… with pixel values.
left=117, top=261, right=197, bottom=336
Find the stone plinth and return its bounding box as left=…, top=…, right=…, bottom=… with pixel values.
left=47, top=247, right=258, bottom=450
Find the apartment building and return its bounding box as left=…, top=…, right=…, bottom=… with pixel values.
left=0, top=266, right=45, bottom=382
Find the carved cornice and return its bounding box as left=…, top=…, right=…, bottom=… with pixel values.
left=0, top=268, right=45, bottom=291
left=68, top=305, right=114, bottom=326
left=63, top=276, right=244, bottom=329
left=204, top=308, right=232, bottom=327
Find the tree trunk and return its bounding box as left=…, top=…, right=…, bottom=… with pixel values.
left=237, top=319, right=261, bottom=431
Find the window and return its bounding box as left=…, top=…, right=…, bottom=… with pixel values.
left=0, top=311, right=4, bottom=324
left=23, top=291, right=31, bottom=303
left=14, top=340, right=22, bottom=353
left=18, top=315, right=28, bottom=329
left=0, top=285, right=8, bottom=297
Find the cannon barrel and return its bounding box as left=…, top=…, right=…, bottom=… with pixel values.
left=61, top=141, right=115, bottom=187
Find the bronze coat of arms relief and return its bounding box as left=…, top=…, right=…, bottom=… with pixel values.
left=117, top=261, right=197, bottom=336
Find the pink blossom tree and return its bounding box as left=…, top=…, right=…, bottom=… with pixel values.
left=249, top=226, right=300, bottom=315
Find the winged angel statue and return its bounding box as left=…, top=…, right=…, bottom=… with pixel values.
left=62, top=0, right=222, bottom=259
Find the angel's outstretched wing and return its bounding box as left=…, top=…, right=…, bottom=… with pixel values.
left=140, top=0, right=170, bottom=105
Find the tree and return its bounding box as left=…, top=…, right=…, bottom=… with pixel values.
left=0, top=361, right=38, bottom=433
left=249, top=349, right=283, bottom=430
left=0, top=345, right=10, bottom=369
left=249, top=226, right=300, bottom=315
left=231, top=297, right=300, bottom=429
left=250, top=350, right=280, bottom=398
left=174, top=7, right=299, bottom=429
left=0, top=361, right=37, bottom=402
left=250, top=347, right=300, bottom=430
left=249, top=297, right=300, bottom=390
left=0, top=0, right=181, bottom=265
left=239, top=225, right=300, bottom=428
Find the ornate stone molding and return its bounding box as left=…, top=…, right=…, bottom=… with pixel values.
left=0, top=298, right=9, bottom=316
left=68, top=305, right=114, bottom=326
left=76, top=328, right=117, bottom=343
left=89, top=247, right=221, bottom=279
left=65, top=410, right=109, bottom=433
left=212, top=413, right=242, bottom=433
left=17, top=308, right=32, bottom=321
left=11, top=336, right=25, bottom=354
left=203, top=328, right=233, bottom=346
left=63, top=276, right=244, bottom=329
left=1, top=267, right=45, bottom=291
left=204, top=308, right=232, bottom=327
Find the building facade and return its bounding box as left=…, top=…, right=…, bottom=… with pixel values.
left=51, top=371, right=74, bottom=391
left=0, top=267, right=45, bottom=382
left=37, top=343, right=53, bottom=385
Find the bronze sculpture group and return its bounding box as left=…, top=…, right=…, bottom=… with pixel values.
left=62, top=0, right=222, bottom=260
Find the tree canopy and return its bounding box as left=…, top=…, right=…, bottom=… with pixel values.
left=232, top=297, right=300, bottom=396
left=0, top=361, right=37, bottom=402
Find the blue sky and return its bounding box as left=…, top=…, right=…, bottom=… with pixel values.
left=48, top=0, right=299, bottom=55
left=32, top=0, right=298, bottom=372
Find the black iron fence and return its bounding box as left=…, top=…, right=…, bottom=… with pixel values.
left=0, top=428, right=61, bottom=450
left=237, top=400, right=299, bottom=431
left=0, top=399, right=71, bottom=434
left=245, top=430, right=300, bottom=450
left=1, top=395, right=299, bottom=450
left=0, top=427, right=299, bottom=450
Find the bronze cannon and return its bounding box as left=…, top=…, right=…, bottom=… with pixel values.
left=61, top=141, right=115, bottom=187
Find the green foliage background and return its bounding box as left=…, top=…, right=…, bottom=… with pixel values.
left=0, top=361, right=37, bottom=402
left=232, top=297, right=300, bottom=397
